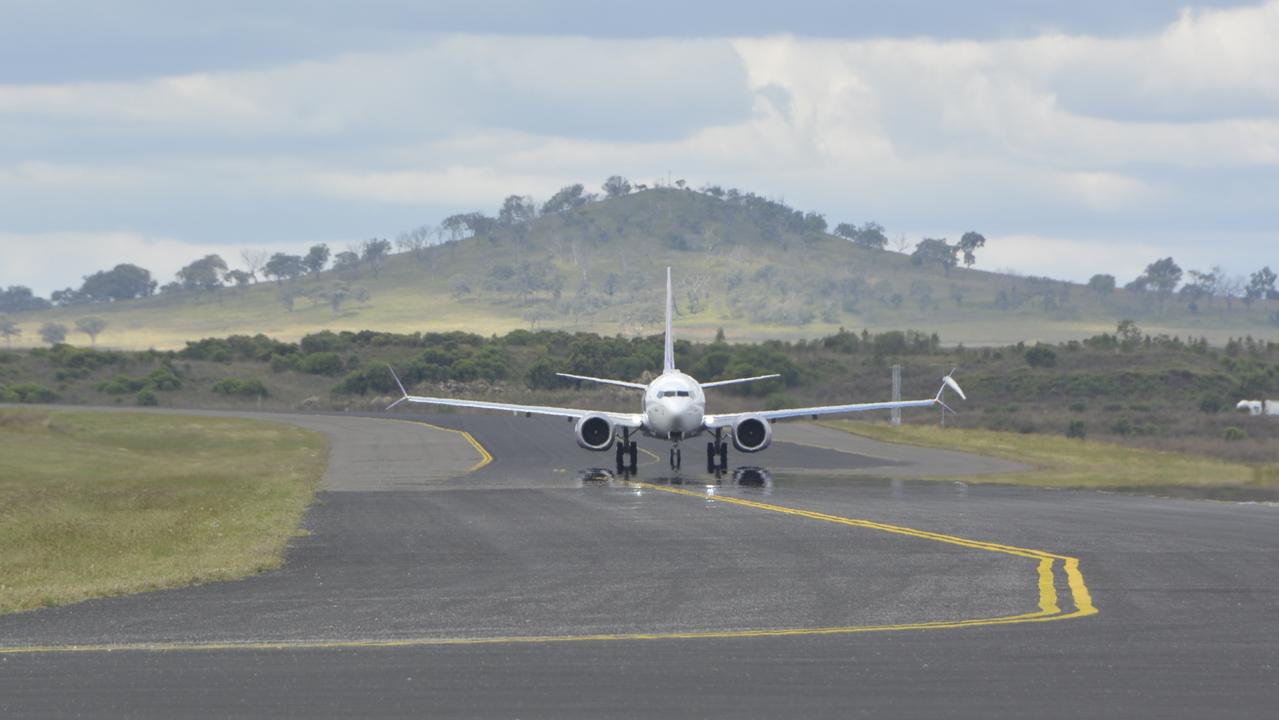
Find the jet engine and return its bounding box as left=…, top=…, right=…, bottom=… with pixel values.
left=574, top=414, right=616, bottom=451
left=731, top=415, right=772, bottom=453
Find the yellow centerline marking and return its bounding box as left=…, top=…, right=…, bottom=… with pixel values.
left=633, top=481, right=1096, bottom=621
left=405, top=419, right=492, bottom=472
left=0, top=441, right=1096, bottom=656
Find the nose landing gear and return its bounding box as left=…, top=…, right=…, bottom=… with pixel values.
left=669, top=445, right=682, bottom=470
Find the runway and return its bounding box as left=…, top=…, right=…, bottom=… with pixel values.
left=1, top=411, right=1276, bottom=718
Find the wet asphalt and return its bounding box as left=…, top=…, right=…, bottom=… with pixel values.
left=1, top=412, right=1276, bottom=718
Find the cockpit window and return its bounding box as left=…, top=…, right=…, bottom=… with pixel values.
left=657, top=390, right=692, bottom=398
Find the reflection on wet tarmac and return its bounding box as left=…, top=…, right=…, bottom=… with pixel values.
left=574, top=466, right=775, bottom=492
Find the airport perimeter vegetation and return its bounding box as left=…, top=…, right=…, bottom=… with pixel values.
left=0, top=408, right=326, bottom=615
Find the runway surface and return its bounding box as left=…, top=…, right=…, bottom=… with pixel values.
left=1, top=410, right=1276, bottom=718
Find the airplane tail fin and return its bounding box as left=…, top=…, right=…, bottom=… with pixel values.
left=663, top=266, right=675, bottom=372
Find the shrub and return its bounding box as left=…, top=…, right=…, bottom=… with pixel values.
left=136, top=389, right=158, bottom=406
left=1066, top=420, right=1087, bottom=439
left=211, top=378, right=269, bottom=398
left=300, top=331, right=344, bottom=354
left=1198, top=396, right=1224, bottom=414
left=147, top=366, right=182, bottom=391
left=1068, top=402, right=1088, bottom=412
left=299, top=351, right=345, bottom=376
left=1024, top=344, right=1058, bottom=368
left=0, top=383, right=58, bottom=403
left=1109, top=418, right=1133, bottom=436
left=1222, top=426, right=1247, bottom=442
left=97, top=374, right=149, bottom=395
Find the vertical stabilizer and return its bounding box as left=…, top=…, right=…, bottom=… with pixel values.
left=663, top=266, right=675, bottom=372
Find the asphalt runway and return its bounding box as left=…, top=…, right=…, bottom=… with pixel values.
left=1, top=411, right=1276, bottom=718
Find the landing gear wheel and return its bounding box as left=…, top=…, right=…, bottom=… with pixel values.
left=669, top=446, right=682, bottom=470
left=718, top=442, right=728, bottom=471
left=706, top=442, right=717, bottom=473
left=628, top=442, right=638, bottom=473
left=615, top=442, right=626, bottom=473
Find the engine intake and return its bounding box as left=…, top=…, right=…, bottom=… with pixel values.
left=575, top=414, right=616, bottom=451
left=732, top=415, right=772, bottom=453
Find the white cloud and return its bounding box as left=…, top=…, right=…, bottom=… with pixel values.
left=2, top=4, right=1278, bottom=292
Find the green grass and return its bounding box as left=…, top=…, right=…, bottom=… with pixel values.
left=6, top=188, right=1277, bottom=350
left=0, top=408, right=327, bottom=615
left=824, top=420, right=1278, bottom=495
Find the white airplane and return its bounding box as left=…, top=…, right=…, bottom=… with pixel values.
left=388, top=268, right=966, bottom=473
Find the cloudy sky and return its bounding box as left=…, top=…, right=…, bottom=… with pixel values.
left=2, top=0, right=1277, bottom=294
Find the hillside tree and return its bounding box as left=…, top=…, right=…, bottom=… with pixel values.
left=177, top=255, right=228, bottom=294
left=1246, top=266, right=1278, bottom=305
left=0, top=285, right=51, bottom=312
left=498, top=196, right=537, bottom=226
left=360, top=238, right=392, bottom=278
left=0, top=316, right=19, bottom=347
left=79, top=264, right=156, bottom=302
left=75, top=316, right=107, bottom=346
left=957, top=231, right=987, bottom=268
left=602, top=176, right=632, bottom=199
left=1088, top=274, right=1116, bottom=295
left=541, top=184, right=588, bottom=214
left=1139, top=257, right=1183, bottom=297
left=911, top=238, right=959, bottom=275
left=39, top=321, right=67, bottom=345
left=264, top=253, right=304, bottom=285
left=303, top=244, right=331, bottom=279
left=332, top=251, right=361, bottom=277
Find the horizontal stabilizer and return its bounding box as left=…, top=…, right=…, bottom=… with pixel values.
left=555, top=373, right=647, bottom=390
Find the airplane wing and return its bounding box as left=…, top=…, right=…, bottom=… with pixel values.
left=704, top=373, right=965, bottom=427
left=705, top=398, right=938, bottom=427
left=386, top=367, right=643, bottom=427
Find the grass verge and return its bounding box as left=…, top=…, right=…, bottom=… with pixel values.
left=824, top=420, right=1279, bottom=498
left=0, top=408, right=327, bottom=615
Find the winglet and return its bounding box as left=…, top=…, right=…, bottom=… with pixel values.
left=934, top=369, right=967, bottom=403
left=663, top=266, right=675, bottom=372
left=386, top=364, right=409, bottom=410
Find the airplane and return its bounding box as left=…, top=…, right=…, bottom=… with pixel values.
left=387, top=267, right=966, bottom=473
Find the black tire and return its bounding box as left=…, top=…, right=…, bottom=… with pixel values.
left=719, top=443, right=728, bottom=471
left=628, top=442, right=638, bottom=472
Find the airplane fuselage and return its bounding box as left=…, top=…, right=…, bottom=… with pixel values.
left=641, top=371, right=706, bottom=440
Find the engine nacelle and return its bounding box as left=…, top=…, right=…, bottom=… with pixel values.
left=574, top=414, right=616, bottom=451
left=732, top=415, right=772, bottom=453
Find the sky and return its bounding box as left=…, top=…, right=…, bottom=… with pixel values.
left=2, top=0, right=1277, bottom=295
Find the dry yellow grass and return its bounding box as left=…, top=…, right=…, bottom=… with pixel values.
left=0, top=408, right=327, bottom=614
left=824, top=420, right=1276, bottom=491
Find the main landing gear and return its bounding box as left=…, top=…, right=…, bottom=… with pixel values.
left=706, top=430, right=728, bottom=473
left=615, top=432, right=638, bottom=474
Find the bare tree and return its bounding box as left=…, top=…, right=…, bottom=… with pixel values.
left=396, top=226, right=435, bottom=264
left=892, top=234, right=913, bottom=254
left=239, top=249, right=269, bottom=284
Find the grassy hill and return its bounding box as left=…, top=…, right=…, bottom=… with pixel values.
left=6, top=188, right=1278, bottom=350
